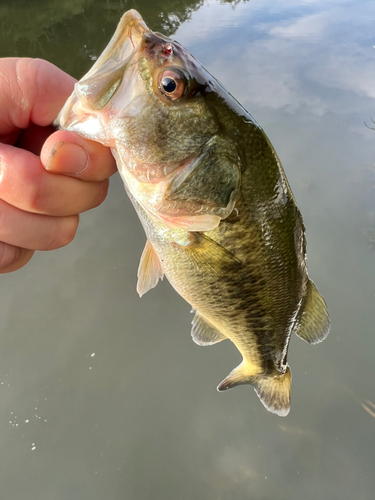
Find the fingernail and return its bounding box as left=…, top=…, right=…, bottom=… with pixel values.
left=46, top=141, right=89, bottom=175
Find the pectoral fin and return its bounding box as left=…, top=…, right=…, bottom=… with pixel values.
left=295, top=279, right=330, bottom=344
left=178, top=232, right=244, bottom=278
left=136, top=240, right=164, bottom=297
left=158, top=213, right=221, bottom=232
left=191, top=311, right=227, bottom=346
left=217, top=362, right=291, bottom=417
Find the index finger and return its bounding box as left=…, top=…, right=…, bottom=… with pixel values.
left=0, top=58, right=75, bottom=135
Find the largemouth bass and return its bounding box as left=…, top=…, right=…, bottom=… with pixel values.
left=58, top=10, right=330, bottom=416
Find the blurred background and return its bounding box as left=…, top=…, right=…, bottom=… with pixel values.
left=1, top=0, right=375, bottom=499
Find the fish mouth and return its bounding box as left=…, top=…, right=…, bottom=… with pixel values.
left=57, top=10, right=150, bottom=135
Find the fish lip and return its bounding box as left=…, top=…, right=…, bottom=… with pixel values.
left=57, top=9, right=150, bottom=130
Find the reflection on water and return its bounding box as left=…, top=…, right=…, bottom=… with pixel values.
left=1, top=0, right=375, bottom=499
left=0, top=0, right=205, bottom=76
left=361, top=400, right=375, bottom=419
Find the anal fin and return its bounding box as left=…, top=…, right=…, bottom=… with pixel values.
left=191, top=311, right=227, bottom=346
left=217, top=362, right=291, bottom=417
left=136, top=240, right=164, bottom=297
left=295, top=279, right=330, bottom=344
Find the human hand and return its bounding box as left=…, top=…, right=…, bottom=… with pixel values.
left=0, top=58, right=116, bottom=273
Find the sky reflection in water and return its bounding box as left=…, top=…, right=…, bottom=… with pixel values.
left=0, top=1, right=375, bottom=499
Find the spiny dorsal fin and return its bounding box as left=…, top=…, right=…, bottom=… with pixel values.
left=191, top=311, right=227, bottom=346
left=295, top=279, right=330, bottom=344
left=217, top=362, right=291, bottom=417
left=136, top=240, right=164, bottom=297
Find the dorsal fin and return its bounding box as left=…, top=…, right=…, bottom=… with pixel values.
left=191, top=311, right=227, bottom=346
left=136, top=240, right=164, bottom=297
left=295, top=279, right=330, bottom=344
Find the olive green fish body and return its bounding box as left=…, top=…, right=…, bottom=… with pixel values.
left=129, top=103, right=308, bottom=392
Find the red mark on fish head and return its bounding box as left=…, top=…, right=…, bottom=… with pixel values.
left=163, top=44, right=173, bottom=56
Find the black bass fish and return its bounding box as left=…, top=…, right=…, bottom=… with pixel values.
left=58, top=10, right=330, bottom=416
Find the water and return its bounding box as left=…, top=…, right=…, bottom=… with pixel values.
left=1, top=0, right=375, bottom=498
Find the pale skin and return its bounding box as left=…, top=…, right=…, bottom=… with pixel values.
left=0, top=58, right=117, bottom=273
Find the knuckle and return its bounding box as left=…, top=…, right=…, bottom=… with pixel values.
left=45, top=216, right=79, bottom=250
left=0, top=199, right=6, bottom=226
left=0, top=243, right=27, bottom=273
left=61, top=217, right=79, bottom=246
left=93, top=180, right=109, bottom=208
left=28, top=176, right=47, bottom=214
left=0, top=242, right=17, bottom=270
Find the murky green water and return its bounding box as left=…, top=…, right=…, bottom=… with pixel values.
left=1, top=0, right=375, bottom=498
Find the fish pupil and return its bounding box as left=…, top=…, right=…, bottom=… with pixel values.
left=161, top=77, right=176, bottom=93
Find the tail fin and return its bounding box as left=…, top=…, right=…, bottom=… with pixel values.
left=217, top=363, right=291, bottom=417
left=253, top=366, right=291, bottom=417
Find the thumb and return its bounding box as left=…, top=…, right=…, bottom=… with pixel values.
left=41, top=130, right=117, bottom=182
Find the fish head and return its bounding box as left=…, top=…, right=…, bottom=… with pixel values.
left=58, top=9, right=220, bottom=183
left=59, top=10, right=242, bottom=232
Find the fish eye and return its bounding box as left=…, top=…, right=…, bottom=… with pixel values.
left=158, top=69, right=187, bottom=100
left=161, top=77, right=176, bottom=93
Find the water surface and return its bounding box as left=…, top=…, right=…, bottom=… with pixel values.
left=1, top=1, right=375, bottom=499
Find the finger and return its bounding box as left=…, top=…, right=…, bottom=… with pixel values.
left=0, top=58, right=75, bottom=136
left=0, top=242, right=34, bottom=273
left=0, top=199, right=78, bottom=251
left=16, top=123, right=56, bottom=155
left=41, top=130, right=117, bottom=181
left=0, top=143, right=109, bottom=216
